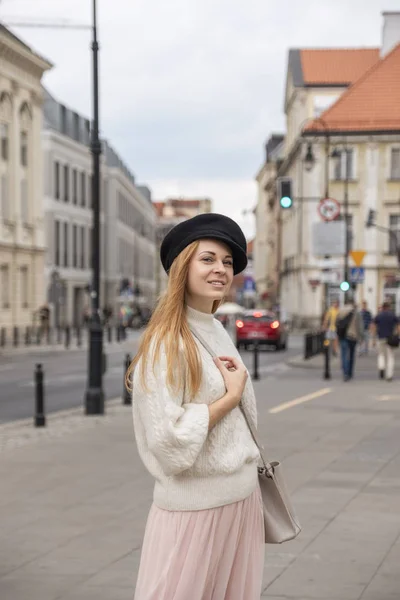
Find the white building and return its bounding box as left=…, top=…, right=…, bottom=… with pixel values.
left=255, top=12, right=400, bottom=326
left=0, top=25, right=52, bottom=334
left=42, top=91, right=156, bottom=326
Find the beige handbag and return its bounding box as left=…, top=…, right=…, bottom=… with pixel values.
left=190, top=327, right=302, bottom=544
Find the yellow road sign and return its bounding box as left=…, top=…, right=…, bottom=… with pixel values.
left=350, top=250, right=366, bottom=266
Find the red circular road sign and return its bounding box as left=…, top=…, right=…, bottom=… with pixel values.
left=318, top=197, right=341, bottom=222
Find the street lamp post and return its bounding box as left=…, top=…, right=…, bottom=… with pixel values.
left=84, top=0, right=104, bottom=415
left=332, top=145, right=351, bottom=302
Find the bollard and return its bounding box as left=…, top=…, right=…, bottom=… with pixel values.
left=304, top=333, right=311, bottom=359
left=116, top=325, right=121, bottom=343
left=64, top=325, right=70, bottom=349
left=34, top=363, right=46, bottom=427
left=323, top=339, right=331, bottom=380
left=0, top=327, right=6, bottom=347
left=76, top=326, right=82, bottom=347
left=107, top=326, right=112, bottom=343
left=25, top=326, right=31, bottom=346
left=252, top=342, right=260, bottom=381
left=123, top=353, right=132, bottom=405
left=13, top=326, right=19, bottom=347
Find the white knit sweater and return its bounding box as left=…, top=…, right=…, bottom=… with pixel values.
left=131, top=306, right=260, bottom=511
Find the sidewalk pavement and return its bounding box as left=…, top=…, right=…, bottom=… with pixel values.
left=1, top=375, right=400, bottom=599
left=288, top=346, right=394, bottom=375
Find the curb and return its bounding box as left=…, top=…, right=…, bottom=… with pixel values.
left=0, top=396, right=123, bottom=431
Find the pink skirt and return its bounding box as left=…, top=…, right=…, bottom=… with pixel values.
left=134, top=486, right=265, bottom=600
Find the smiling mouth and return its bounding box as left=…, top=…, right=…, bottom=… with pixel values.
left=208, top=281, right=225, bottom=287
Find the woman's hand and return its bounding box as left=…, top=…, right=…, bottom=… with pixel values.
left=213, top=356, right=248, bottom=407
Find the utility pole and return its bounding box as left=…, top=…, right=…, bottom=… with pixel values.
left=85, top=0, right=104, bottom=414
left=343, top=148, right=350, bottom=302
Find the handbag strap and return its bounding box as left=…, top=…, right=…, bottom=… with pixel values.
left=189, top=326, right=271, bottom=472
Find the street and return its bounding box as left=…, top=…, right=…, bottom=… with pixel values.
left=1, top=346, right=400, bottom=599
left=0, top=333, right=303, bottom=423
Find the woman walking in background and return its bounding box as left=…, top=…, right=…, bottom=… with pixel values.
left=323, top=299, right=340, bottom=356
left=127, top=213, right=264, bottom=600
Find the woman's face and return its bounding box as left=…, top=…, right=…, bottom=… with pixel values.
left=186, top=239, right=234, bottom=312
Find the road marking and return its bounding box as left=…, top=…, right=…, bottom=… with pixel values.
left=377, top=395, right=400, bottom=402
left=269, top=387, right=332, bottom=414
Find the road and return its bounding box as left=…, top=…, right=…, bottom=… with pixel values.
left=0, top=333, right=303, bottom=423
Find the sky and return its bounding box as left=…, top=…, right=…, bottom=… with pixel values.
left=1, top=0, right=398, bottom=238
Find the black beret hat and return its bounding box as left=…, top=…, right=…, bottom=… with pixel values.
left=160, top=213, right=248, bottom=275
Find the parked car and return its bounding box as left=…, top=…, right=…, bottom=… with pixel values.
left=235, top=310, right=288, bottom=351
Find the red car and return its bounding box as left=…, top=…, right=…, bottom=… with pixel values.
left=235, top=310, right=288, bottom=351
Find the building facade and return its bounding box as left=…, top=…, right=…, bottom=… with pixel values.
left=255, top=12, right=400, bottom=326
left=43, top=92, right=156, bottom=326
left=0, top=26, right=52, bottom=333
left=254, top=135, right=284, bottom=309
left=103, top=142, right=156, bottom=313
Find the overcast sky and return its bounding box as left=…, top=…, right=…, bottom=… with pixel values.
left=1, top=0, right=398, bottom=237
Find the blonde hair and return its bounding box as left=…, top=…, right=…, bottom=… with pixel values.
left=125, top=241, right=222, bottom=398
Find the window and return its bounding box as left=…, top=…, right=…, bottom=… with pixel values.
left=60, top=105, right=67, bottom=134
left=54, top=161, right=60, bottom=200
left=389, top=215, right=400, bottom=255
left=64, top=222, right=69, bottom=267
left=1, top=264, right=10, bottom=308
left=333, top=149, right=354, bottom=180
left=0, top=123, right=8, bottom=161
left=80, top=226, right=85, bottom=268
left=72, top=224, right=78, bottom=268
left=88, top=174, right=92, bottom=208
left=345, top=214, right=353, bottom=251
left=64, top=165, right=69, bottom=202
left=55, top=220, right=60, bottom=266
left=73, top=112, right=80, bottom=141
left=390, top=149, right=400, bottom=180
left=72, top=169, right=78, bottom=205
left=20, top=179, right=28, bottom=224
left=0, top=174, right=9, bottom=220
left=20, top=266, right=28, bottom=308
left=20, top=131, right=28, bottom=167
left=81, top=172, right=86, bottom=207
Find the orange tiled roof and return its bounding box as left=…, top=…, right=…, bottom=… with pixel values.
left=306, top=43, right=400, bottom=133
left=300, top=48, right=379, bottom=85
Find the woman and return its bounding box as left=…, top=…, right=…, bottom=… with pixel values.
left=127, top=213, right=264, bottom=600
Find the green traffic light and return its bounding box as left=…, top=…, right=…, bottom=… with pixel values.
left=340, top=281, right=350, bottom=292
left=280, top=196, right=292, bottom=209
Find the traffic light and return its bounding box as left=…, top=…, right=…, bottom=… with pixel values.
left=366, top=209, right=376, bottom=228
left=277, top=177, right=293, bottom=209
left=340, top=281, right=350, bottom=292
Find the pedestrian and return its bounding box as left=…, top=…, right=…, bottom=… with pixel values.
left=127, top=214, right=264, bottom=600
left=359, top=300, right=373, bottom=355
left=38, top=303, right=50, bottom=340
left=323, top=299, right=340, bottom=356
left=336, top=297, right=364, bottom=381
left=371, top=302, right=399, bottom=381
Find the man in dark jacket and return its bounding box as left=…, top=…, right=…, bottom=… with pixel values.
left=336, top=298, right=364, bottom=381
left=372, top=302, right=399, bottom=381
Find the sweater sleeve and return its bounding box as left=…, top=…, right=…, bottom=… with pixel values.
left=132, top=344, right=210, bottom=476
